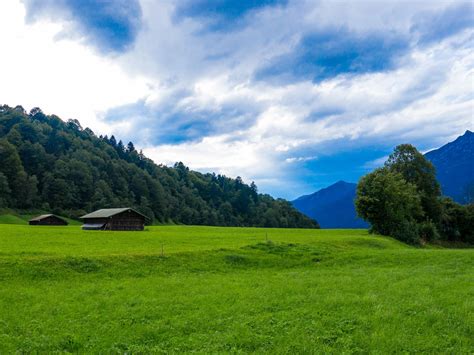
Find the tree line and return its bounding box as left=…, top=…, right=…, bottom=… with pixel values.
left=0, top=105, right=318, bottom=228
left=356, top=144, right=473, bottom=245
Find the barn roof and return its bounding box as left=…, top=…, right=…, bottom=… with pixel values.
left=29, top=214, right=57, bottom=222
left=80, top=208, right=148, bottom=219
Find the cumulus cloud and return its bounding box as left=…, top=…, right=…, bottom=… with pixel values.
left=411, top=2, right=474, bottom=45
left=133, top=2, right=473, bottom=198
left=173, top=0, right=289, bottom=31
left=255, top=28, right=410, bottom=83
left=22, top=0, right=142, bottom=53
left=0, top=0, right=150, bottom=132
left=286, top=156, right=318, bottom=163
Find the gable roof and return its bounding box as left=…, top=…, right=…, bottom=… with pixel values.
left=80, top=208, right=148, bottom=220
left=29, top=214, right=64, bottom=222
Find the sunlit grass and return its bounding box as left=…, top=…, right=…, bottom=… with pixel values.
left=0, top=225, right=472, bottom=353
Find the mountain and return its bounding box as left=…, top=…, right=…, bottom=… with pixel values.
left=292, top=181, right=368, bottom=228
left=425, top=130, right=473, bottom=204
left=0, top=104, right=318, bottom=228
left=292, top=130, right=473, bottom=228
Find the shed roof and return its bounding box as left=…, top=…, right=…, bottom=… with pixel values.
left=80, top=208, right=148, bottom=220
left=29, top=214, right=59, bottom=222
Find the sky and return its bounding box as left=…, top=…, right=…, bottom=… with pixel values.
left=0, top=0, right=472, bottom=199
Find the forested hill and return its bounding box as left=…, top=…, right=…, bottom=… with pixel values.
left=0, top=105, right=318, bottom=228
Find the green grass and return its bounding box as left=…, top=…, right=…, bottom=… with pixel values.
left=0, top=214, right=27, bottom=225
left=0, top=225, right=472, bottom=353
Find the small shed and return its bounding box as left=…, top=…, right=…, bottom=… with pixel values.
left=29, top=214, right=68, bottom=226
left=80, top=208, right=147, bottom=231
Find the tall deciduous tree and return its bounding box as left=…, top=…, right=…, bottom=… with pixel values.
left=384, top=144, right=441, bottom=222
left=356, top=168, right=422, bottom=239
left=357, top=144, right=473, bottom=245
left=0, top=139, right=37, bottom=207
left=0, top=172, right=11, bottom=207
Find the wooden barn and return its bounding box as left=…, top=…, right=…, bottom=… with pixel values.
left=29, top=214, right=68, bottom=226
left=80, top=208, right=147, bottom=231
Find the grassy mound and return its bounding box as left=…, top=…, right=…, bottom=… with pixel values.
left=0, top=214, right=27, bottom=225
left=0, top=225, right=472, bottom=353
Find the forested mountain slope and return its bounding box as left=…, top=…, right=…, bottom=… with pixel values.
left=0, top=105, right=318, bottom=228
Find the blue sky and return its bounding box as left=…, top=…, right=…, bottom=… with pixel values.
left=0, top=0, right=473, bottom=199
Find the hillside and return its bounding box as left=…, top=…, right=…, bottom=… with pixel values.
left=292, top=131, right=473, bottom=227
left=0, top=210, right=81, bottom=225
left=292, top=181, right=368, bottom=228
left=0, top=105, right=318, bottom=228
left=425, top=130, right=473, bottom=204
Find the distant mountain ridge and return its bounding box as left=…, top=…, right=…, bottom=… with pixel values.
left=292, top=181, right=368, bottom=228
left=292, top=130, right=473, bottom=228
left=425, top=130, right=473, bottom=204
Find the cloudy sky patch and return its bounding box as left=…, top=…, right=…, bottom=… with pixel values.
left=1, top=0, right=472, bottom=199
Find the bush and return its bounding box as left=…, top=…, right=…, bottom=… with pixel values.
left=439, top=198, right=474, bottom=244
left=418, top=221, right=440, bottom=242
left=392, top=220, right=421, bottom=245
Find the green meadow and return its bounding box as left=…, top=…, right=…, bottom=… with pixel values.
left=0, top=224, right=472, bottom=353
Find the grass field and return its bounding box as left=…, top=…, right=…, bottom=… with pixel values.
left=0, top=225, right=472, bottom=353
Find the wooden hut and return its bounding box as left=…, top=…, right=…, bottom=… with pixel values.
left=29, top=214, right=68, bottom=226
left=80, top=208, right=147, bottom=231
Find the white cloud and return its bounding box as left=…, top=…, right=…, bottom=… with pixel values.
left=142, top=28, right=473, bottom=198
left=0, top=0, right=151, bottom=135
left=363, top=156, right=389, bottom=169
left=285, top=156, right=317, bottom=163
